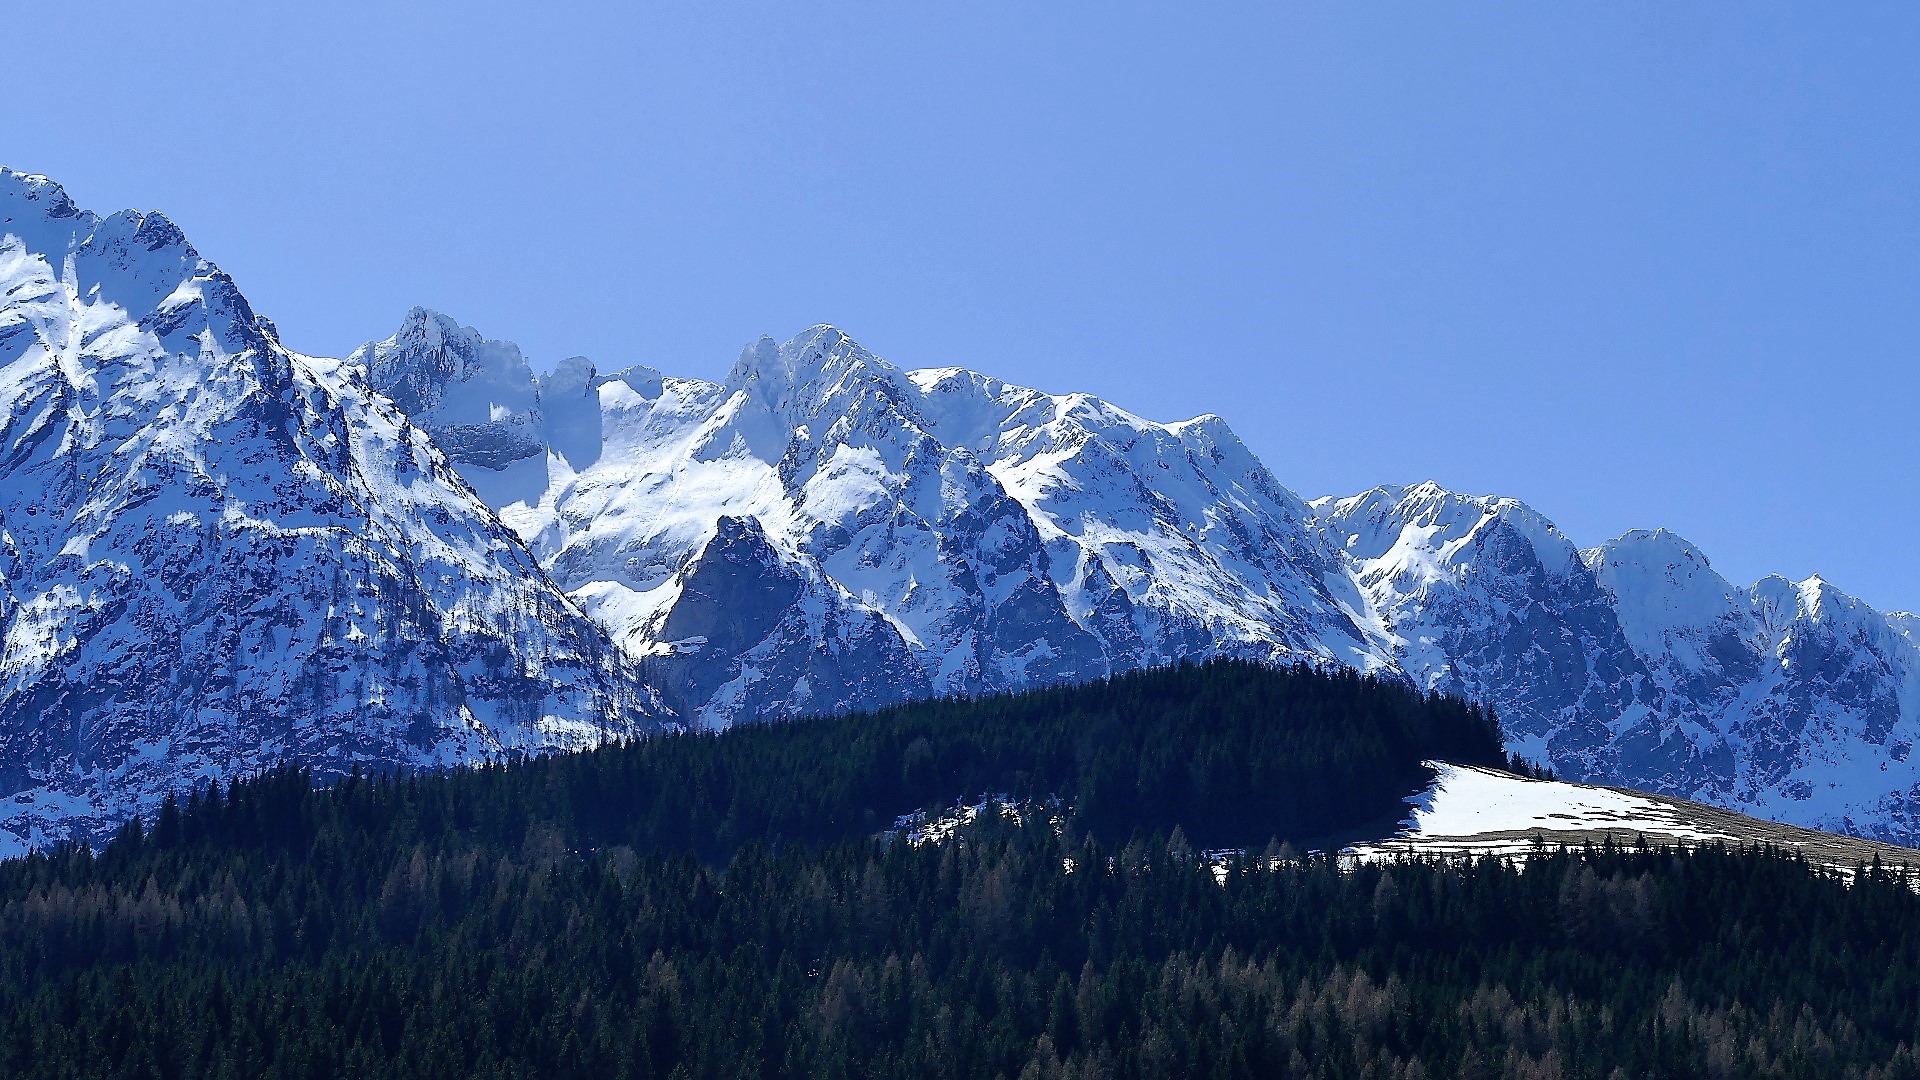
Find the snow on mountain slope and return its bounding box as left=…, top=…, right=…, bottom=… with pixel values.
left=0, top=170, right=659, bottom=853
left=906, top=366, right=1380, bottom=670
left=368, top=316, right=1386, bottom=724
left=1588, top=529, right=1750, bottom=674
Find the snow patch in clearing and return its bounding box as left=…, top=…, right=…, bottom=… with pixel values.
left=1401, top=761, right=1721, bottom=840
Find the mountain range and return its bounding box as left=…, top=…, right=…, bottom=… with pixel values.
left=4, top=168, right=1917, bottom=850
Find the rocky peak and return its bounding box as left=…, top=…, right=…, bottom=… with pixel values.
left=351, top=308, right=543, bottom=471
left=0, top=168, right=82, bottom=224
left=1316, top=483, right=1582, bottom=597
left=1588, top=529, right=1745, bottom=667
left=354, top=307, right=532, bottom=414
left=724, top=325, right=919, bottom=434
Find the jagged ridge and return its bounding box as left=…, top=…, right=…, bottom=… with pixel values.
left=362, top=312, right=1920, bottom=844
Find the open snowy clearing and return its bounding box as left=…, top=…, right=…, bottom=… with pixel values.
left=880, top=761, right=1920, bottom=882
left=1346, top=762, right=1920, bottom=874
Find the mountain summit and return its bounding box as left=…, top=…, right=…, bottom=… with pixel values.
left=0, top=171, right=659, bottom=851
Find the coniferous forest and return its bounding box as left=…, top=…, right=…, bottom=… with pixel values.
left=2, top=661, right=1918, bottom=1078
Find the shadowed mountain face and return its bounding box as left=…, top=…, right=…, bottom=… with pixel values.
left=0, top=170, right=662, bottom=852
left=365, top=309, right=1920, bottom=845
left=5, top=169, right=1919, bottom=850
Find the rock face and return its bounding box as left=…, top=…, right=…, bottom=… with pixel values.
left=353, top=307, right=545, bottom=470
left=365, top=312, right=1920, bottom=844
left=0, top=170, right=660, bottom=853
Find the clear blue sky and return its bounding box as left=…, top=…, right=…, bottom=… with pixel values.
left=11, top=2, right=1918, bottom=612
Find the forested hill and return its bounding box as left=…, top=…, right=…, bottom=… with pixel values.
left=5, top=662, right=1920, bottom=1076
left=81, top=659, right=1501, bottom=866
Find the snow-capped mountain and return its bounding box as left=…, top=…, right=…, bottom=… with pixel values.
left=6, top=167, right=1918, bottom=851
left=362, top=311, right=1920, bottom=843
left=0, top=171, right=659, bottom=853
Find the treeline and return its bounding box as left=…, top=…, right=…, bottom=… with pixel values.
left=2, top=822, right=1919, bottom=1078
left=7, top=660, right=1917, bottom=1076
